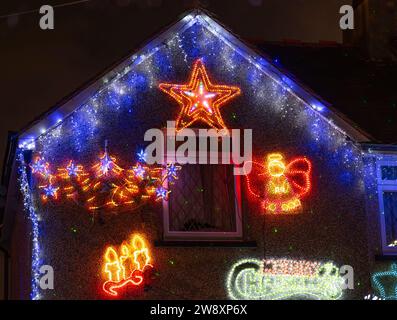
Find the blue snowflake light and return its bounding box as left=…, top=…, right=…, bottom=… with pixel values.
left=137, top=149, right=147, bottom=163
left=43, top=184, right=58, bottom=199
left=166, top=163, right=181, bottom=183
left=156, top=187, right=170, bottom=201
left=30, top=157, right=50, bottom=177
left=66, top=161, right=79, bottom=177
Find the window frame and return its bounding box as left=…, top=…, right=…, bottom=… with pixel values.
left=376, top=160, right=397, bottom=255
left=161, top=129, right=243, bottom=241
left=162, top=169, right=243, bottom=240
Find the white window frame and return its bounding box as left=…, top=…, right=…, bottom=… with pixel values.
left=162, top=171, right=243, bottom=241
left=376, top=160, right=397, bottom=255
left=162, top=129, right=243, bottom=241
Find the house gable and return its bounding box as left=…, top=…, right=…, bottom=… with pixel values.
left=8, top=9, right=385, bottom=300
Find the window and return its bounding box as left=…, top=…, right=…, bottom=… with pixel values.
left=163, top=164, right=243, bottom=240
left=161, top=127, right=243, bottom=241
left=377, top=161, right=397, bottom=254
left=380, top=165, right=397, bottom=183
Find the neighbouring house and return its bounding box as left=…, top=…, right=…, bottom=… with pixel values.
left=1, top=10, right=397, bottom=300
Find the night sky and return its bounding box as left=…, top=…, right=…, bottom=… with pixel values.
left=0, top=0, right=350, bottom=166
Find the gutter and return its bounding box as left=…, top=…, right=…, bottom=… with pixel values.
left=360, top=142, right=397, bottom=155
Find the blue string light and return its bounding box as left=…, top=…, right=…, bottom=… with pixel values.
left=18, top=151, right=41, bottom=300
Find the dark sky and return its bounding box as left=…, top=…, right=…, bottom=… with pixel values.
left=0, top=0, right=350, bottom=166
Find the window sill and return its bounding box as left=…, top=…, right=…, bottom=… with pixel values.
left=154, top=240, right=257, bottom=248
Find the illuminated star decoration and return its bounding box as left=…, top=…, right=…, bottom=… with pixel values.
left=159, top=59, right=241, bottom=131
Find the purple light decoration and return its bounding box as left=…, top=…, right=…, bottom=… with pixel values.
left=166, top=163, right=180, bottom=183
left=133, top=164, right=146, bottom=179
left=156, top=187, right=169, bottom=201
left=100, top=152, right=113, bottom=175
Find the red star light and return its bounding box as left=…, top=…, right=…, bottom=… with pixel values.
left=159, top=59, right=241, bottom=131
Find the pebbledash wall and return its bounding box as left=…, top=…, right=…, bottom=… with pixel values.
left=7, top=11, right=397, bottom=300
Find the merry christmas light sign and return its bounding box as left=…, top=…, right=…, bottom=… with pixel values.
left=226, top=258, right=344, bottom=300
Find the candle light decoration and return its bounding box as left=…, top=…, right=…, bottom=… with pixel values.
left=102, top=234, right=153, bottom=297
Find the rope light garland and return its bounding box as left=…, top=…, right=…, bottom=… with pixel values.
left=29, top=146, right=181, bottom=212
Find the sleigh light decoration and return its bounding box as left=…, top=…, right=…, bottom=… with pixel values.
left=102, top=234, right=154, bottom=297
left=244, top=153, right=312, bottom=214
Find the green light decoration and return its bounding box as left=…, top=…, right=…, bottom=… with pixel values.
left=226, top=258, right=344, bottom=300
left=372, top=264, right=397, bottom=300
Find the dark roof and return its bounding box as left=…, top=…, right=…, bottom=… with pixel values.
left=256, top=42, right=397, bottom=144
